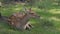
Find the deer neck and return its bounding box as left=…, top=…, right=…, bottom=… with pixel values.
left=21, top=14, right=30, bottom=25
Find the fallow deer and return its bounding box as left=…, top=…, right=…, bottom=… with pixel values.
left=8, top=8, right=40, bottom=30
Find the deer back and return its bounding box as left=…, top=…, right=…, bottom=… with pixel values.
left=8, top=12, right=26, bottom=26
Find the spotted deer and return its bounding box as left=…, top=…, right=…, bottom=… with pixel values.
left=8, top=8, right=40, bottom=30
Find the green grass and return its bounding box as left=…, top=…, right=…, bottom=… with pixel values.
left=0, top=4, right=60, bottom=34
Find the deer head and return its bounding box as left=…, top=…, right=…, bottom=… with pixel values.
left=24, top=8, right=40, bottom=19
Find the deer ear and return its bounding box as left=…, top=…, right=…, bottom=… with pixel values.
left=23, top=7, right=27, bottom=13
left=23, top=7, right=27, bottom=11
left=29, top=8, right=32, bottom=12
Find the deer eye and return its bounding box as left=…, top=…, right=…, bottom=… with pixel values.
left=30, top=13, right=34, bottom=14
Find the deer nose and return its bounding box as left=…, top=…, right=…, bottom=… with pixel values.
left=37, top=15, right=40, bottom=17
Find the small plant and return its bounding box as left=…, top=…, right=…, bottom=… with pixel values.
left=40, top=18, right=54, bottom=28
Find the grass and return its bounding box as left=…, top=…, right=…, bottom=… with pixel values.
left=0, top=4, right=60, bottom=34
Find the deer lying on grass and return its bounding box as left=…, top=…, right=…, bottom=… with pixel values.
left=8, top=8, right=40, bottom=30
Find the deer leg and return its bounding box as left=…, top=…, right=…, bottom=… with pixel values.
left=25, top=25, right=31, bottom=30
left=26, top=24, right=34, bottom=30
left=27, top=22, right=33, bottom=28
left=24, top=23, right=32, bottom=30
left=28, top=24, right=33, bottom=28
left=25, top=26, right=30, bottom=30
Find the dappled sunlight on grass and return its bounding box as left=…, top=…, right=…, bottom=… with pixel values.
left=50, top=17, right=60, bottom=21
left=14, top=8, right=21, bottom=10
left=49, top=9, right=60, bottom=14
left=56, top=28, right=60, bottom=31
left=32, top=8, right=40, bottom=11
left=39, top=16, right=60, bottom=22
left=52, top=3, right=58, bottom=5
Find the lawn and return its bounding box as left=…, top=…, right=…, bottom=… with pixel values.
left=0, top=4, right=60, bottom=34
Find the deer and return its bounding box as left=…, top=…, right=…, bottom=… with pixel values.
left=8, top=8, right=40, bottom=30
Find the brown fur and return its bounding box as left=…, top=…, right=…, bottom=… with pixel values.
left=8, top=8, right=40, bottom=30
